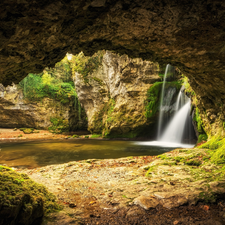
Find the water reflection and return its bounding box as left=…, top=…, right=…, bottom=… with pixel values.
left=0, top=139, right=175, bottom=169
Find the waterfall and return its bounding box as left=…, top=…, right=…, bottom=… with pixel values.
left=175, top=90, right=182, bottom=112
left=157, top=64, right=170, bottom=139
left=159, top=100, right=191, bottom=143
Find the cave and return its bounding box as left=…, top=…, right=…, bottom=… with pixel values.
left=1, top=1, right=225, bottom=224
left=1, top=0, right=225, bottom=136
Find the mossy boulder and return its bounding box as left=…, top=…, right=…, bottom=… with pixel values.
left=0, top=166, right=61, bottom=225
left=20, top=128, right=34, bottom=134
left=198, top=135, right=225, bottom=164
left=48, top=117, right=69, bottom=134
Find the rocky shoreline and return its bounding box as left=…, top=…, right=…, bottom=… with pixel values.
left=15, top=147, right=225, bottom=225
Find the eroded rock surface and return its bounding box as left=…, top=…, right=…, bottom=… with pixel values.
left=1, top=0, right=225, bottom=135
left=18, top=147, right=225, bottom=224
left=0, top=84, right=86, bottom=130
left=74, top=51, right=160, bottom=137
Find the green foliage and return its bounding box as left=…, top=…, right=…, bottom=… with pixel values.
left=22, top=128, right=34, bottom=134
left=72, top=134, right=79, bottom=138
left=145, top=82, right=162, bottom=118
left=193, top=107, right=205, bottom=134
left=19, top=73, right=77, bottom=104
left=70, top=51, right=104, bottom=84
left=198, top=134, right=208, bottom=143
left=48, top=117, right=69, bottom=134
left=185, top=159, right=202, bottom=166
left=181, top=75, right=196, bottom=96
left=90, top=134, right=102, bottom=138
left=199, top=135, right=223, bottom=150
left=85, top=135, right=89, bottom=138
left=211, top=145, right=225, bottom=164
left=0, top=166, right=61, bottom=216
left=198, top=135, right=225, bottom=164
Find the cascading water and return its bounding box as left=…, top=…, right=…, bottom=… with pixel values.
left=175, top=90, right=182, bottom=112
left=159, top=99, right=191, bottom=143
left=157, top=64, right=170, bottom=139
left=137, top=65, right=196, bottom=148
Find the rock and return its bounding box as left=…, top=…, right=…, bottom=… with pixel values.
left=75, top=51, right=160, bottom=137
left=0, top=82, right=87, bottom=130
left=133, top=195, right=159, bottom=210
left=126, top=207, right=144, bottom=217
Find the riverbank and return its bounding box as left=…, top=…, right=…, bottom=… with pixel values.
left=16, top=147, right=225, bottom=225
left=0, top=129, right=92, bottom=143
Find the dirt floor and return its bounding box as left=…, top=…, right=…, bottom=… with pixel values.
left=17, top=156, right=225, bottom=225
left=0, top=128, right=90, bottom=142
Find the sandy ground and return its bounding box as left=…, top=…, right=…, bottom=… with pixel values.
left=0, top=128, right=90, bottom=143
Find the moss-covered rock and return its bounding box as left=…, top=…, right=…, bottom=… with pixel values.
left=0, top=166, right=61, bottom=225
left=74, top=51, right=160, bottom=138
left=20, top=128, right=34, bottom=134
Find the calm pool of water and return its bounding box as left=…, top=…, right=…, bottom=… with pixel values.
left=0, top=139, right=175, bottom=168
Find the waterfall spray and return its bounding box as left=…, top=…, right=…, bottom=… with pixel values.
left=157, top=64, right=170, bottom=139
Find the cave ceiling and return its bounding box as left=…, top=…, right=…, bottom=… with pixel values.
left=1, top=0, right=225, bottom=111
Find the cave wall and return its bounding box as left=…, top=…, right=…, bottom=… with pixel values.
left=0, top=83, right=87, bottom=130
left=74, top=50, right=160, bottom=137
left=1, top=0, right=225, bottom=135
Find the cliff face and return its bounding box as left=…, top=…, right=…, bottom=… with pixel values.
left=0, top=84, right=87, bottom=130
left=1, top=0, right=225, bottom=136
left=74, top=51, right=160, bottom=137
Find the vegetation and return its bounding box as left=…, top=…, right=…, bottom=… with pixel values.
left=90, top=134, right=102, bottom=138
left=198, top=134, right=208, bottom=143
left=181, top=75, right=195, bottom=97
left=146, top=147, right=225, bottom=203
left=145, top=82, right=162, bottom=118
left=199, top=135, right=225, bottom=164
left=145, top=81, right=181, bottom=119
left=48, top=117, right=69, bottom=134
left=20, top=128, right=34, bottom=134
left=70, top=51, right=104, bottom=84
left=19, top=72, right=77, bottom=104
left=0, top=166, right=61, bottom=223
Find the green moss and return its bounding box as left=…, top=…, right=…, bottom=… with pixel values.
left=198, top=135, right=223, bottom=150
left=19, top=73, right=77, bottom=105
left=193, top=107, right=205, bottom=134
left=92, top=77, right=103, bottom=86
left=145, top=81, right=181, bottom=119
left=145, top=166, right=156, bottom=177
left=198, top=134, right=208, bottom=143
left=0, top=166, right=61, bottom=216
left=145, top=82, right=162, bottom=118
left=48, top=117, right=69, bottom=134
left=72, top=134, right=79, bottom=138
left=211, top=145, right=225, bottom=164
left=198, top=135, right=225, bottom=164
left=70, top=51, right=104, bottom=84
left=21, top=128, right=34, bottom=134
left=90, top=134, right=101, bottom=138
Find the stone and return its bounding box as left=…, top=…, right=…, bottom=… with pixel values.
left=133, top=195, right=159, bottom=210
left=1, top=0, right=225, bottom=136
left=0, top=82, right=87, bottom=130
left=74, top=51, right=160, bottom=137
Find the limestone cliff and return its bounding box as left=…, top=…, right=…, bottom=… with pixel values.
left=74, top=51, right=160, bottom=137
left=0, top=0, right=225, bottom=136
left=0, top=83, right=87, bottom=131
